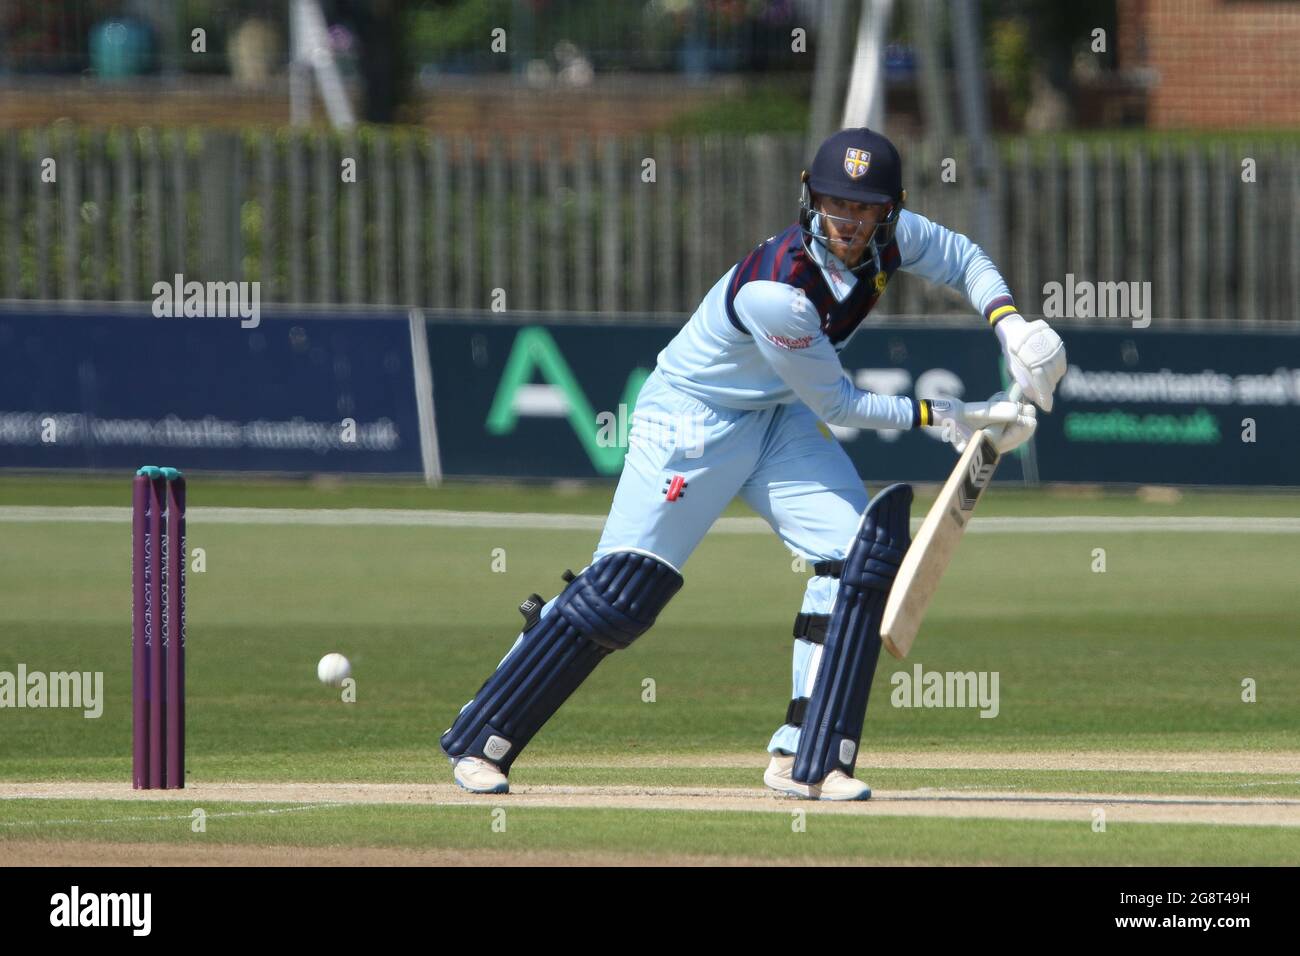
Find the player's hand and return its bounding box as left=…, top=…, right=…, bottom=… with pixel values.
left=982, top=390, right=1038, bottom=454
left=995, top=315, right=1067, bottom=412
left=925, top=392, right=1035, bottom=453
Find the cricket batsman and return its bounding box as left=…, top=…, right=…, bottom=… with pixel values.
left=441, top=128, right=1068, bottom=799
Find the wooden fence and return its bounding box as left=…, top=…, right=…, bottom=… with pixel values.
left=0, top=127, right=1296, bottom=323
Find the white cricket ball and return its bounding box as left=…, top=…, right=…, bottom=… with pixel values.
left=317, top=653, right=352, bottom=688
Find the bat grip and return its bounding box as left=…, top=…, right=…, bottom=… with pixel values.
left=1008, top=382, right=1024, bottom=403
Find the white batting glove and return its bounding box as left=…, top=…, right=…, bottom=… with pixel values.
left=982, top=390, right=1038, bottom=454
left=995, top=314, right=1067, bottom=412
left=924, top=392, right=1035, bottom=453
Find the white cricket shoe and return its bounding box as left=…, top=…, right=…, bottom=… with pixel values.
left=763, top=753, right=871, bottom=801
left=452, top=756, right=510, bottom=794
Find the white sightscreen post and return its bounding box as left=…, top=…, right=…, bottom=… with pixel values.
left=841, top=0, right=895, bottom=130
left=408, top=310, right=443, bottom=486
left=289, top=0, right=356, bottom=130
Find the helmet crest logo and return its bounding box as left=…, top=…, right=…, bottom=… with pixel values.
left=843, top=148, right=872, bottom=179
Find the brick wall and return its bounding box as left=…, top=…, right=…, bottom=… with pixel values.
left=1119, top=0, right=1300, bottom=128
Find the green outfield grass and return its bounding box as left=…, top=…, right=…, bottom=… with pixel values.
left=0, top=505, right=1295, bottom=770
left=0, top=476, right=1296, bottom=863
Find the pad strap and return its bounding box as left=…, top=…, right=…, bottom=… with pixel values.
left=793, top=612, right=829, bottom=644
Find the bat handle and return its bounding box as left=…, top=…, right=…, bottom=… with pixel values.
left=1008, top=382, right=1024, bottom=403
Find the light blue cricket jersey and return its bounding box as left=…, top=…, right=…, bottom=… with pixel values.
left=656, top=209, right=1017, bottom=431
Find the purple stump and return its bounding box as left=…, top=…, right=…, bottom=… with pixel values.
left=148, top=476, right=166, bottom=788
left=165, top=477, right=186, bottom=788
left=132, top=476, right=149, bottom=789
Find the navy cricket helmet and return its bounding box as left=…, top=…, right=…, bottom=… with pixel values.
left=799, top=127, right=907, bottom=274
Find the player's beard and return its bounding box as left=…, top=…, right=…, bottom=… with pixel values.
left=824, top=232, right=869, bottom=270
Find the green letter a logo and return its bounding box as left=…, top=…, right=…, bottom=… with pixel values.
left=485, top=327, right=648, bottom=474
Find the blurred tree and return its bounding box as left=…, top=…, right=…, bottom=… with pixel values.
left=405, top=0, right=511, bottom=75
left=988, top=17, right=1032, bottom=125
left=980, top=0, right=1117, bottom=129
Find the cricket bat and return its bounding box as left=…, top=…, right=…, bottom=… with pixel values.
left=880, top=385, right=1022, bottom=660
